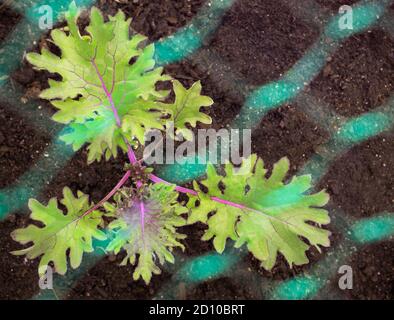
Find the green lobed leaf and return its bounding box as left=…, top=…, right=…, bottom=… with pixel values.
left=26, top=6, right=213, bottom=163
left=11, top=188, right=106, bottom=276
left=105, top=184, right=188, bottom=284
left=188, top=154, right=331, bottom=270
left=26, top=7, right=167, bottom=162
left=157, top=80, right=214, bottom=141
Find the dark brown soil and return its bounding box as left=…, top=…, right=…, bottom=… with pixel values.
left=208, top=0, right=319, bottom=86
left=251, top=104, right=329, bottom=175
left=0, top=215, right=39, bottom=299
left=315, top=0, right=361, bottom=12
left=0, top=3, right=21, bottom=42
left=64, top=251, right=173, bottom=300
left=95, top=0, right=206, bottom=41
left=319, top=131, right=394, bottom=218
left=328, top=240, right=394, bottom=300
left=347, top=241, right=394, bottom=300
left=310, top=29, right=394, bottom=117
left=1, top=0, right=393, bottom=300
left=0, top=105, right=50, bottom=188
left=185, top=277, right=257, bottom=300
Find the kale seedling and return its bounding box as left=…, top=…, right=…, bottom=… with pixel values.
left=11, top=4, right=331, bottom=284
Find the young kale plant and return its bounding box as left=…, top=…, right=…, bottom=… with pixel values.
left=11, top=5, right=331, bottom=284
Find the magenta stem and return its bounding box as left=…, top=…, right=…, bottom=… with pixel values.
left=82, top=170, right=131, bottom=218
left=125, top=140, right=138, bottom=164
left=149, top=174, right=197, bottom=195
left=91, top=58, right=138, bottom=166
left=210, top=196, right=246, bottom=210
left=139, top=200, right=145, bottom=238
left=91, top=59, right=122, bottom=127
left=149, top=173, right=247, bottom=211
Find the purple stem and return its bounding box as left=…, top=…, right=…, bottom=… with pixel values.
left=91, top=58, right=137, bottom=165
left=91, top=59, right=122, bottom=127
left=125, top=139, right=138, bottom=164
left=149, top=173, right=248, bottom=211
left=82, top=170, right=131, bottom=218
left=139, top=200, right=145, bottom=239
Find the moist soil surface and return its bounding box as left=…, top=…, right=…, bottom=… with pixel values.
left=0, top=0, right=393, bottom=300
left=0, top=3, right=21, bottom=42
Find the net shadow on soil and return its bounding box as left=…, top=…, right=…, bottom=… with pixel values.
left=0, top=0, right=392, bottom=300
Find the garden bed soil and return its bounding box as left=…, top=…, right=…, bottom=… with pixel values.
left=0, top=3, right=21, bottom=42
left=326, top=240, right=394, bottom=300
left=314, top=0, right=360, bottom=12
left=310, top=29, right=394, bottom=117
left=0, top=0, right=393, bottom=300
